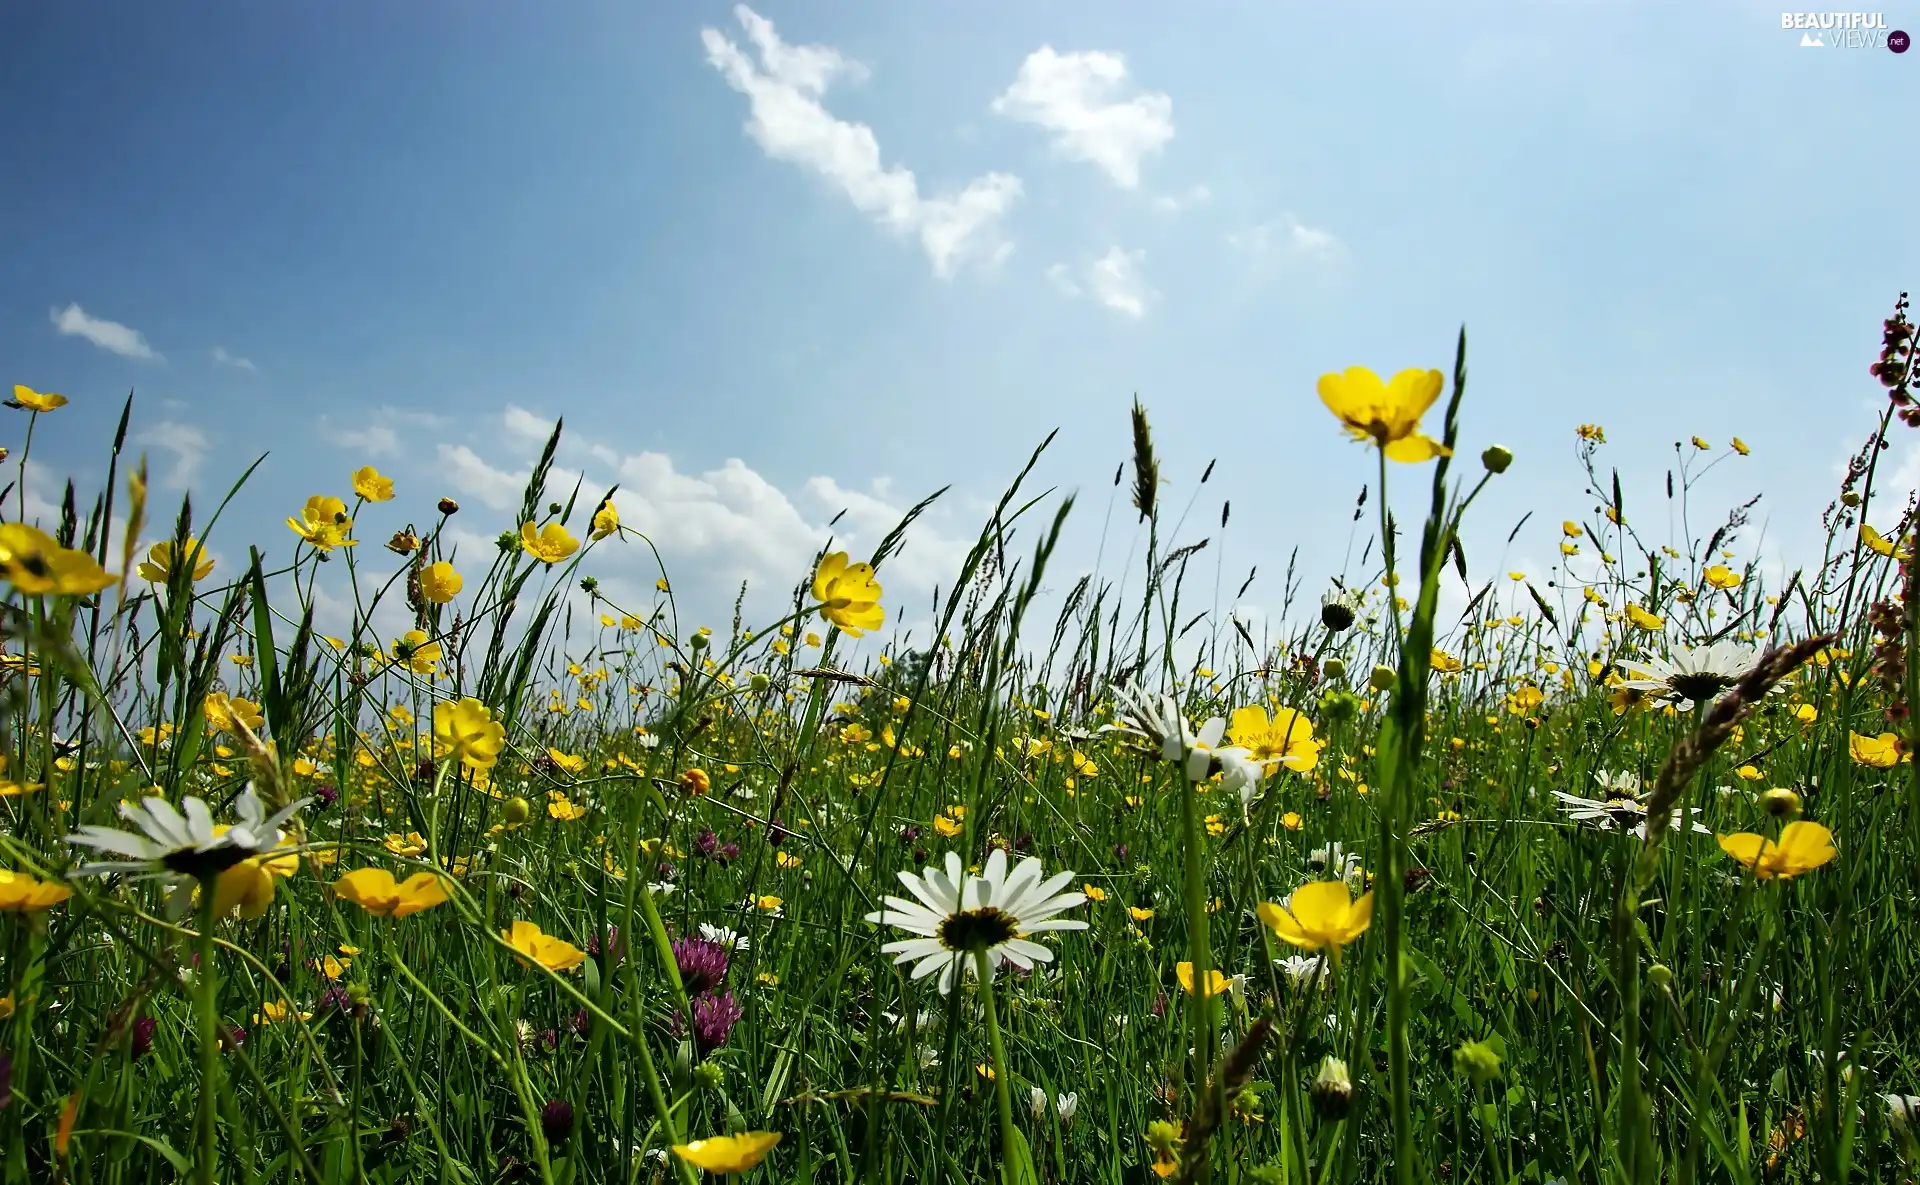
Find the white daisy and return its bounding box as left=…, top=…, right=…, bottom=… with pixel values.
left=698, top=922, right=748, bottom=953
left=65, top=784, right=308, bottom=916
left=1551, top=789, right=1709, bottom=838
left=864, top=849, right=1088, bottom=994
left=1615, top=641, right=1760, bottom=708
left=1106, top=682, right=1259, bottom=785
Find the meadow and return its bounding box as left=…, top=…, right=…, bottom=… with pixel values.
left=1, top=301, right=1918, bottom=1185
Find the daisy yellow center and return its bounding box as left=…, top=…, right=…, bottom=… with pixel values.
left=937, top=906, right=1019, bottom=952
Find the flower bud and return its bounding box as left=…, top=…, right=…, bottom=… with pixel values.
left=504, top=797, right=531, bottom=827
left=1453, top=1039, right=1502, bottom=1085
left=1647, top=962, right=1674, bottom=991
left=540, top=1099, right=574, bottom=1143
left=437, top=497, right=459, bottom=515
left=1310, top=1055, right=1353, bottom=1119
left=1841, top=490, right=1862, bottom=508
left=1481, top=444, right=1514, bottom=474
left=1368, top=664, right=1397, bottom=693
left=1759, top=788, right=1801, bottom=819
left=750, top=672, right=771, bottom=693
left=1322, top=657, right=1346, bottom=680
left=690, top=632, right=710, bottom=651
left=693, top=1061, right=725, bottom=1092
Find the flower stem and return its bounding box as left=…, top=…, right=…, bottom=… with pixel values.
left=975, top=949, right=1020, bottom=1178
left=193, top=883, right=221, bottom=1185
left=1177, top=765, right=1218, bottom=1180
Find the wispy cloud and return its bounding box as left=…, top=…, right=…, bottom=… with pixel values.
left=322, top=407, right=449, bottom=460
left=49, top=303, right=163, bottom=362
left=992, top=47, right=1173, bottom=189
left=211, top=346, right=257, bottom=372
left=702, top=5, right=1022, bottom=278
left=1226, top=214, right=1343, bottom=262
left=1152, top=183, right=1211, bottom=213
left=137, top=421, right=209, bottom=486
left=1051, top=248, right=1152, bottom=318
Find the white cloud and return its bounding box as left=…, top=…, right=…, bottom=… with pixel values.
left=438, top=443, right=530, bottom=512
left=211, top=346, right=257, bottom=372
left=323, top=407, right=449, bottom=460
left=136, top=421, right=210, bottom=487
left=992, top=47, right=1173, bottom=189
left=1226, top=214, right=1343, bottom=262
left=49, top=303, right=162, bottom=362
left=1152, top=183, right=1212, bottom=213
left=1047, top=248, right=1153, bottom=318
left=702, top=5, right=1022, bottom=278
left=504, top=405, right=558, bottom=446
left=1087, top=247, right=1151, bottom=318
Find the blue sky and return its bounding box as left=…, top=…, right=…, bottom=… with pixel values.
left=2, top=1, right=1915, bottom=645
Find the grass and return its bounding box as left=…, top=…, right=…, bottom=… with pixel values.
left=1, top=305, right=1918, bottom=1185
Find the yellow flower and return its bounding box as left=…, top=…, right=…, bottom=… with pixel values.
left=389, top=629, right=441, bottom=674
left=1861, top=523, right=1910, bottom=559
left=502, top=920, right=586, bottom=973
left=1083, top=884, right=1108, bottom=902
left=419, top=561, right=463, bottom=603
left=1430, top=649, right=1463, bottom=674
left=673, top=1131, right=782, bottom=1173
left=0, top=524, right=116, bottom=596
left=1626, top=605, right=1665, bottom=632
left=680, top=767, right=711, bottom=796
left=253, top=1000, right=312, bottom=1025
left=591, top=499, right=619, bottom=541
left=383, top=832, right=428, bottom=858
left=1129, top=906, right=1155, bottom=922
left=1315, top=366, right=1450, bottom=462
left=519, top=521, right=579, bottom=565
left=1562, top=521, right=1583, bottom=538
left=1792, top=703, right=1817, bottom=724
left=1691, top=436, right=1711, bottom=450
left=333, top=868, right=448, bottom=918
left=1735, top=764, right=1763, bottom=781
left=1226, top=705, right=1321, bottom=773
left=933, top=814, right=963, bottom=837
left=755, top=894, right=783, bottom=913
left=11, top=385, right=67, bottom=413
left=1703, top=565, right=1742, bottom=590
left=351, top=466, right=395, bottom=502
left=811, top=552, right=886, bottom=636
left=209, top=858, right=278, bottom=918
left=434, top=698, right=507, bottom=769
left=1258, top=881, right=1374, bottom=963
left=139, top=536, right=215, bottom=583
left=0, top=870, right=71, bottom=912
left=286, top=495, right=356, bottom=551
left=204, top=692, right=266, bottom=734
left=1848, top=731, right=1901, bottom=769
left=548, top=797, right=587, bottom=821
left=1717, top=821, right=1836, bottom=880
left=1176, top=961, right=1230, bottom=998
left=1281, top=811, right=1303, bottom=831
left=1731, top=437, right=1749, bottom=455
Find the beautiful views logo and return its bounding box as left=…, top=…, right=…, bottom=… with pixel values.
left=1782, top=12, right=1910, bottom=49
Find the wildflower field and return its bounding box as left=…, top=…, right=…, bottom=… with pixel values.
left=3, top=303, right=1920, bottom=1185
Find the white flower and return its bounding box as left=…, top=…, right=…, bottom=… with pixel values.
left=1029, top=1087, right=1050, bottom=1120
left=65, top=785, right=309, bottom=916
left=864, top=849, right=1088, bottom=994
left=1106, top=682, right=1258, bottom=785
left=1055, top=1091, right=1079, bottom=1126
left=1615, top=641, right=1760, bottom=708
left=1551, top=790, right=1710, bottom=838
left=698, top=923, right=748, bottom=953
left=1308, top=842, right=1361, bottom=880
left=1277, top=954, right=1330, bottom=991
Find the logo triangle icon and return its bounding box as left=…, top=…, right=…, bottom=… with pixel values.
left=1800, top=31, right=1824, bottom=45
